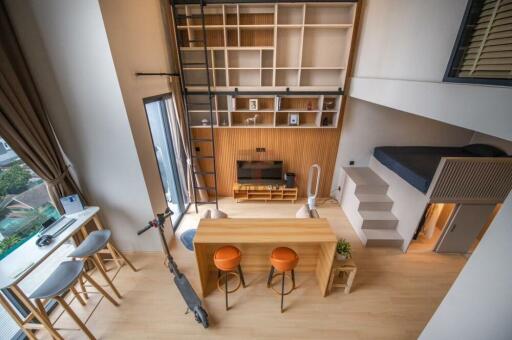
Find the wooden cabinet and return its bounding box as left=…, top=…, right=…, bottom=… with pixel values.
left=233, top=183, right=298, bottom=203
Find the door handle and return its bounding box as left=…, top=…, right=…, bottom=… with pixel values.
left=450, top=224, right=457, bottom=232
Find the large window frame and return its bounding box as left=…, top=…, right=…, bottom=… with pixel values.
left=143, top=94, right=190, bottom=230
left=444, top=0, right=512, bottom=87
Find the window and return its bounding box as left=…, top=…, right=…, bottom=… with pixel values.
left=144, top=96, right=190, bottom=227
left=444, top=0, right=512, bottom=86
left=0, top=137, right=66, bottom=339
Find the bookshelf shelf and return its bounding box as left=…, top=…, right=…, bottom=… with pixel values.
left=175, top=2, right=357, bottom=129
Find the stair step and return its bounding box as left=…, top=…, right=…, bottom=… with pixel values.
left=363, top=229, right=403, bottom=248
left=356, top=193, right=393, bottom=211
left=344, top=167, right=388, bottom=194
left=360, top=210, right=398, bottom=229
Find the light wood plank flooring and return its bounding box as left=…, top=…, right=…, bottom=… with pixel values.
left=39, top=198, right=466, bottom=339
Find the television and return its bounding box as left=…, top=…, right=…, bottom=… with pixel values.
left=237, top=160, right=284, bottom=184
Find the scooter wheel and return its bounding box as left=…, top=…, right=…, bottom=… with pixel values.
left=194, top=306, right=209, bottom=328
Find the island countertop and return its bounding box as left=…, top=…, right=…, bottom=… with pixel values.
left=193, top=218, right=337, bottom=297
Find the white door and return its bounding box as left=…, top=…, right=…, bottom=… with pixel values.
left=435, top=204, right=495, bottom=254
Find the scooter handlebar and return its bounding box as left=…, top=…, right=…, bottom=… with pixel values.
left=137, top=223, right=153, bottom=235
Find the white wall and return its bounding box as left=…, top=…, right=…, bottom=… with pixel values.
left=6, top=0, right=160, bottom=251
left=350, top=0, right=512, bottom=141
left=332, top=98, right=474, bottom=194
left=420, top=192, right=512, bottom=340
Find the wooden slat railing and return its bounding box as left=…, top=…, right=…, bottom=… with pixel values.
left=427, top=157, right=512, bottom=204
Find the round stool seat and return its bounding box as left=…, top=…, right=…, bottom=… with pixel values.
left=270, top=247, right=298, bottom=272
left=214, top=246, right=241, bottom=272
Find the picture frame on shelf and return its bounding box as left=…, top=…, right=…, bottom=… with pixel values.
left=288, top=113, right=299, bottom=126
left=249, top=99, right=259, bottom=111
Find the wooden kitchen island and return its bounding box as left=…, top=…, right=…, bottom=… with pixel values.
left=193, top=218, right=337, bottom=298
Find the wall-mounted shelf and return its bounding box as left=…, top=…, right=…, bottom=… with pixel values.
left=175, top=2, right=357, bottom=92
left=188, top=94, right=342, bottom=129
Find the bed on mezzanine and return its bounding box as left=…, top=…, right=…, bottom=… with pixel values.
left=373, top=144, right=510, bottom=195
left=366, top=143, right=512, bottom=252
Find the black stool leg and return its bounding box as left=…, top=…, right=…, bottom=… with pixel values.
left=225, top=271, right=229, bottom=311
left=280, top=272, right=285, bottom=313
left=291, top=269, right=296, bottom=289
left=238, top=265, right=246, bottom=288
left=267, top=266, right=275, bottom=288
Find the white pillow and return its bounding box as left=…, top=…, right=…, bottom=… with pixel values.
left=211, top=209, right=228, bottom=219
left=200, top=209, right=211, bottom=219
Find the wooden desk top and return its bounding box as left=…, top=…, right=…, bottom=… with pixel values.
left=194, top=218, right=337, bottom=244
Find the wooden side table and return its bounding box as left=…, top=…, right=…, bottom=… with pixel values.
left=328, top=259, right=357, bottom=294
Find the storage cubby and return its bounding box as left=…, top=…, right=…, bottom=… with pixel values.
left=225, top=5, right=238, bottom=25
left=301, top=69, right=343, bottom=87
left=275, top=111, right=317, bottom=127
left=240, top=28, right=274, bottom=47
left=218, top=111, right=230, bottom=127
left=227, top=29, right=238, bottom=47
left=183, top=69, right=213, bottom=87
left=231, top=111, right=274, bottom=127
left=228, top=50, right=260, bottom=68
left=188, top=95, right=212, bottom=111
left=305, top=3, right=355, bottom=25
left=302, top=28, right=348, bottom=67
left=261, top=50, right=274, bottom=68
left=216, top=95, right=228, bottom=111
left=188, top=28, right=224, bottom=47
left=233, top=97, right=274, bottom=111
left=229, top=69, right=260, bottom=86
left=276, top=69, right=299, bottom=87
left=239, top=5, right=274, bottom=25
left=319, top=111, right=337, bottom=127
left=213, top=50, right=225, bottom=68
left=322, top=96, right=339, bottom=111
left=190, top=111, right=217, bottom=127
left=185, top=5, right=224, bottom=26
left=276, top=28, right=301, bottom=67
left=262, top=69, right=273, bottom=86
left=277, top=4, right=304, bottom=25
left=279, top=97, right=319, bottom=111
left=214, top=70, right=226, bottom=86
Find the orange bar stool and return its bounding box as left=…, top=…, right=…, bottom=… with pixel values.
left=213, top=246, right=246, bottom=310
left=267, top=247, right=299, bottom=313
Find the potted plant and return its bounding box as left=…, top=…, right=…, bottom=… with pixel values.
left=336, top=239, right=352, bottom=262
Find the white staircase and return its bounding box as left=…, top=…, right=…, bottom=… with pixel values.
left=340, top=167, right=403, bottom=248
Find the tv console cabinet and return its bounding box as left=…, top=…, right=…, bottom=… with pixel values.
left=233, top=183, right=298, bottom=203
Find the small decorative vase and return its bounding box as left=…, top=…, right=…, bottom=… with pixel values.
left=336, top=253, right=347, bottom=262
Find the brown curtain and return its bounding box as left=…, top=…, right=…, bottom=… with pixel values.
left=0, top=3, right=86, bottom=213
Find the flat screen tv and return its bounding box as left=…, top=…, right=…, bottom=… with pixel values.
left=237, top=160, right=284, bottom=184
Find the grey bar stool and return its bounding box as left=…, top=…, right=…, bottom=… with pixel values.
left=29, top=261, right=119, bottom=340
left=69, top=230, right=122, bottom=299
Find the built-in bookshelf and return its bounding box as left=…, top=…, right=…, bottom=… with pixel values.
left=188, top=94, right=342, bottom=128
left=175, top=3, right=357, bottom=92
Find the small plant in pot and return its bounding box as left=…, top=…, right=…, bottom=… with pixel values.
left=336, top=239, right=352, bottom=262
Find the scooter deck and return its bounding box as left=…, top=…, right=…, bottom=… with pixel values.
left=174, top=274, right=203, bottom=308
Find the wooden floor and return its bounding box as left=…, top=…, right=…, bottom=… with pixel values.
left=39, top=198, right=467, bottom=340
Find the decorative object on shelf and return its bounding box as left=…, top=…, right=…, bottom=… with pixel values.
left=323, top=98, right=336, bottom=110
left=201, top=118, right=209, bottom=126
left=336, top=239, right=352, bottom=262
left=231, top=96, right=237, bottom=111
left=276, top=96, right=282, bottom=111
left=221, top=118, right=228, bottom=126
left=249, top=98, right=259, bottom=111
left=245, top=114, right=259, bottom=126
left=321, top=116, right=330, bottom=126
left=284, top=172, right=296, bottom=188
left=288, top=113, right=299, bottom=126
left=307, top=100, right=313, bottom=111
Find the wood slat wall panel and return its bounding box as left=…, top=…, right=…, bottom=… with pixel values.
left=428, top=157, right=512, bottom=203
left=192, top=127, right=341, bottom=197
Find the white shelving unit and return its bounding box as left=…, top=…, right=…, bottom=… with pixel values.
left=175, top=2, right=357, bottom=128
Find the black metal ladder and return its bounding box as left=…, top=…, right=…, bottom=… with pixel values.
left=171, top=0, right=219, bottom=212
